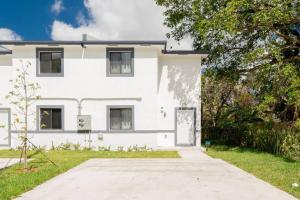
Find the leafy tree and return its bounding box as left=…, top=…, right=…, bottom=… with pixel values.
left=201, top=69, right=235, bottom=127
left=202, top=69, right=257, bottom=127
left=156, top=0, right=299, bottom=72
left=157, top=0, right=300, bottom=121
left=157, top=0, right=300, bottom=155
left=6, top=61, right=41, bottom=169
left=236, top=61, right=300, bottom=123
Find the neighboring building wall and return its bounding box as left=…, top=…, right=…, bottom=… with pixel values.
left=0, top=45, right=202, bottom=149
left=0, top=55, right=12, bottom=108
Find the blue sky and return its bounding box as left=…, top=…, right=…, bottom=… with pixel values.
left=0, top=0, right=88, bottom=40
left=0, top=0, right=192, bottom=49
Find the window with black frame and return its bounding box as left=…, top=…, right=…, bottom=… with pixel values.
left=109, top=108, right=133, bottom=130
left=107, top=48, right=134, bottom=76
left=40, top=108, right=62, bottom=130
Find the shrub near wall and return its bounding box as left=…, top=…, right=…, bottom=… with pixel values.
left=202, top=126, right=247, bottom=146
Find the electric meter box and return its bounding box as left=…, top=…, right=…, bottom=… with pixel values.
left=77, top=115, right=91, bottom=132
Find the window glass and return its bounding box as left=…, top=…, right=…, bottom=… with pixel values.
left=109, top=50, right=133, bottom=75
left=40, top=52, right=52, bottom=61
left=40, top=108, right=52, bottom=129
left=110, top=108, right=132, bottom=130
left=110, top=52, right=121, bottom=74
left=40, top=52, right=52, bottom=73
left=39, top=51, right=62, bottom=74
left=40, top=108, right=62, bottom=130
left=121, top=52, right=132, bottom=74
left=121, top=108, right=132, bottom=129
left=51, top=52, right=62, bottom=73
left=110, top=109, right=121, bottom=130
left=52, top=109, right=62, bottom=129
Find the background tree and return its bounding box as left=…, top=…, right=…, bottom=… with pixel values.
left=6, top=60, right=41, bottom=169
left=201, top=69, right=236, bottom=128
left=157, top=0, right=300, bottom=159
left=156, top=0, right=299, bottom=71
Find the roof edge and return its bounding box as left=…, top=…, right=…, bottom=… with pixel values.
left=0, top=40, right=167, bottom=46
left=162, top=50, right=208, bottom=55
left=0, top=41, right=210, bottom=55
left=0, top=45, right=12, bottom=55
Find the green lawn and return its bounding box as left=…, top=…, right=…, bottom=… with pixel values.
left=207, top=146, right=300, bottom=199
left=0, top=149, right=179, bottom=200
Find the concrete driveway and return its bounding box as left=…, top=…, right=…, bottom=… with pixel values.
left=15, top=149, right=296, bottom=200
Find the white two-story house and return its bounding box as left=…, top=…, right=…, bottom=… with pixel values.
left=0, top=37, right=206, bottom=149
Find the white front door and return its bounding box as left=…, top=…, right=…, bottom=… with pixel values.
left=176, top=108, right=195, bottom=146
left=0, top=109, right=10, bottom=146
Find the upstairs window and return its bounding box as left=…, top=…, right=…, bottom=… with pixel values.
left=107, top=48, right=134, bottom=76
left=37, top=48, right=64, bottom=76
left=39, top=107, right=63, bottom=130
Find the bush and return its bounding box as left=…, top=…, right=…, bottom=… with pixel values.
left=117, top=146, right=124, bottom=152
left=202, top=126, right=247, bottom=146
left=72, top=143, right=81, bottom=151
left=58, top=142, right=72, bottom=150
left=245, top=124, right=286, bottom=154
left=280, top=132, right=300, bottom=161
left=98, top=146, right=111, bottom=151
left=202, top=122, right=300, bottom=160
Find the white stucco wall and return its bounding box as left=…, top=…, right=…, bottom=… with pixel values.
left=157, top=55, right=202, bottom=146
left=0, top=45, right=202, bottom=149
left=0, top=55, right=12, bottom=108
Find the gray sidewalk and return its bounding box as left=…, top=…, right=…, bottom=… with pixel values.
left=0, top=158, right=20, bottom=169
left=15, top=149, right=296, bottom=200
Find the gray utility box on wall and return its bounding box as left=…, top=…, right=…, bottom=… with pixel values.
left=77, top=115, right=91, bottom=132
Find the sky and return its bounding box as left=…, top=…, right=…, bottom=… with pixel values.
left=0, top=0, right=192, bottom=49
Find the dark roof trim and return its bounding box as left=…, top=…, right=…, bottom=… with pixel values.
left=162, top=50, right=208, bottom=55
left=0, top=40, right=167, bottom=46
left=0, top=40, right=210, bottom=55
left=0, top=45, right=12, bottom=55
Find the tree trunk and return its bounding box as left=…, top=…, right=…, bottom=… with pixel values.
left=24, top=84, right=28, bottom=169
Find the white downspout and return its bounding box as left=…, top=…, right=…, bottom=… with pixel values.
left=79, top=42, right=86, bottom=115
